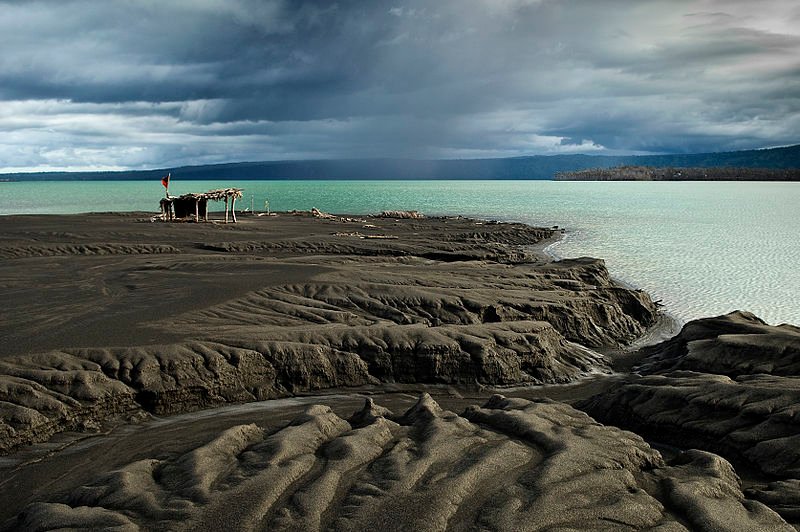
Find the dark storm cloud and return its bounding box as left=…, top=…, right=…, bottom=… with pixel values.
left=0, top=0, right=798, bottom=170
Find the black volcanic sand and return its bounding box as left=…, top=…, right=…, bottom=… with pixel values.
left=0, top=211, right=659, bottom=450
left=0, top=212, right=797, bottom=530
left=581, top=311, right=800, bottom=526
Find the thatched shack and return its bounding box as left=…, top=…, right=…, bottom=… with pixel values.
left=160, top=188, right=244, bottom=223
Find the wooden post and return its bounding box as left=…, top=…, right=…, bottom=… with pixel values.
left=231, top=196, right=237, bottom=223
left=203, top=201, right=208, bottom=221
left=195, top=199, right=199, bottom=222
left=225, top=197, right=229, bottom=223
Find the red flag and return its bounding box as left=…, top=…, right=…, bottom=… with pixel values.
left=161, top=173, right=170, bottom=189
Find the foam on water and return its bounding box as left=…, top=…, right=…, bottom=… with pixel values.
left=2, top=179, right=798, bottom=325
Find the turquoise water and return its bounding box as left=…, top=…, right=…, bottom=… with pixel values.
left=2, top=180, right=798, bottom=326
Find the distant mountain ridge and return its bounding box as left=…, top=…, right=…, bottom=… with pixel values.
left=3, top=144, right=799, bottom=181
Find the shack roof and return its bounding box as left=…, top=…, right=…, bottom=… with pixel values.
left=170, top=188, right=244, bottom=202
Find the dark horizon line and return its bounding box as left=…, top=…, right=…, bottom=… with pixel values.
left=2, top=143, right=798, bottom=178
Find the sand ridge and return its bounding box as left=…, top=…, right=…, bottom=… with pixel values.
left=580, top=311, right=800, bottom=524
left=5, top=394, right=791, bottom=531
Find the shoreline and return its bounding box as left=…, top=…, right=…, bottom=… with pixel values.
left=0, top=211, right=658, bottom=437
left=519, top=222, right=681, bottom=371
left=0, top=210, right=670, bottom=354
left=538, top=223, right=683, bottom=351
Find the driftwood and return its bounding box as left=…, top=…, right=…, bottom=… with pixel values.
left=311, top=207, right=335, bottom=219
left=332, top=231, right=398, bottom=239
left=309, top=208, right=367, bottom=223
left=377, top=210, right=424, bottom=219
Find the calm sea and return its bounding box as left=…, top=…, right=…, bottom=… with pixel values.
left=2, top=180, right=798, bottom=326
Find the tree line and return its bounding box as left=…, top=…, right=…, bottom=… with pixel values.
left=554, top=166, right=800, bottom=181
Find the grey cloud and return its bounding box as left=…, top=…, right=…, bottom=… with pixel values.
left=0, top=0, right=798, bottom=171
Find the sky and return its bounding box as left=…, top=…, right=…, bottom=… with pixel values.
left=1, top=0, right=799, bottom=172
